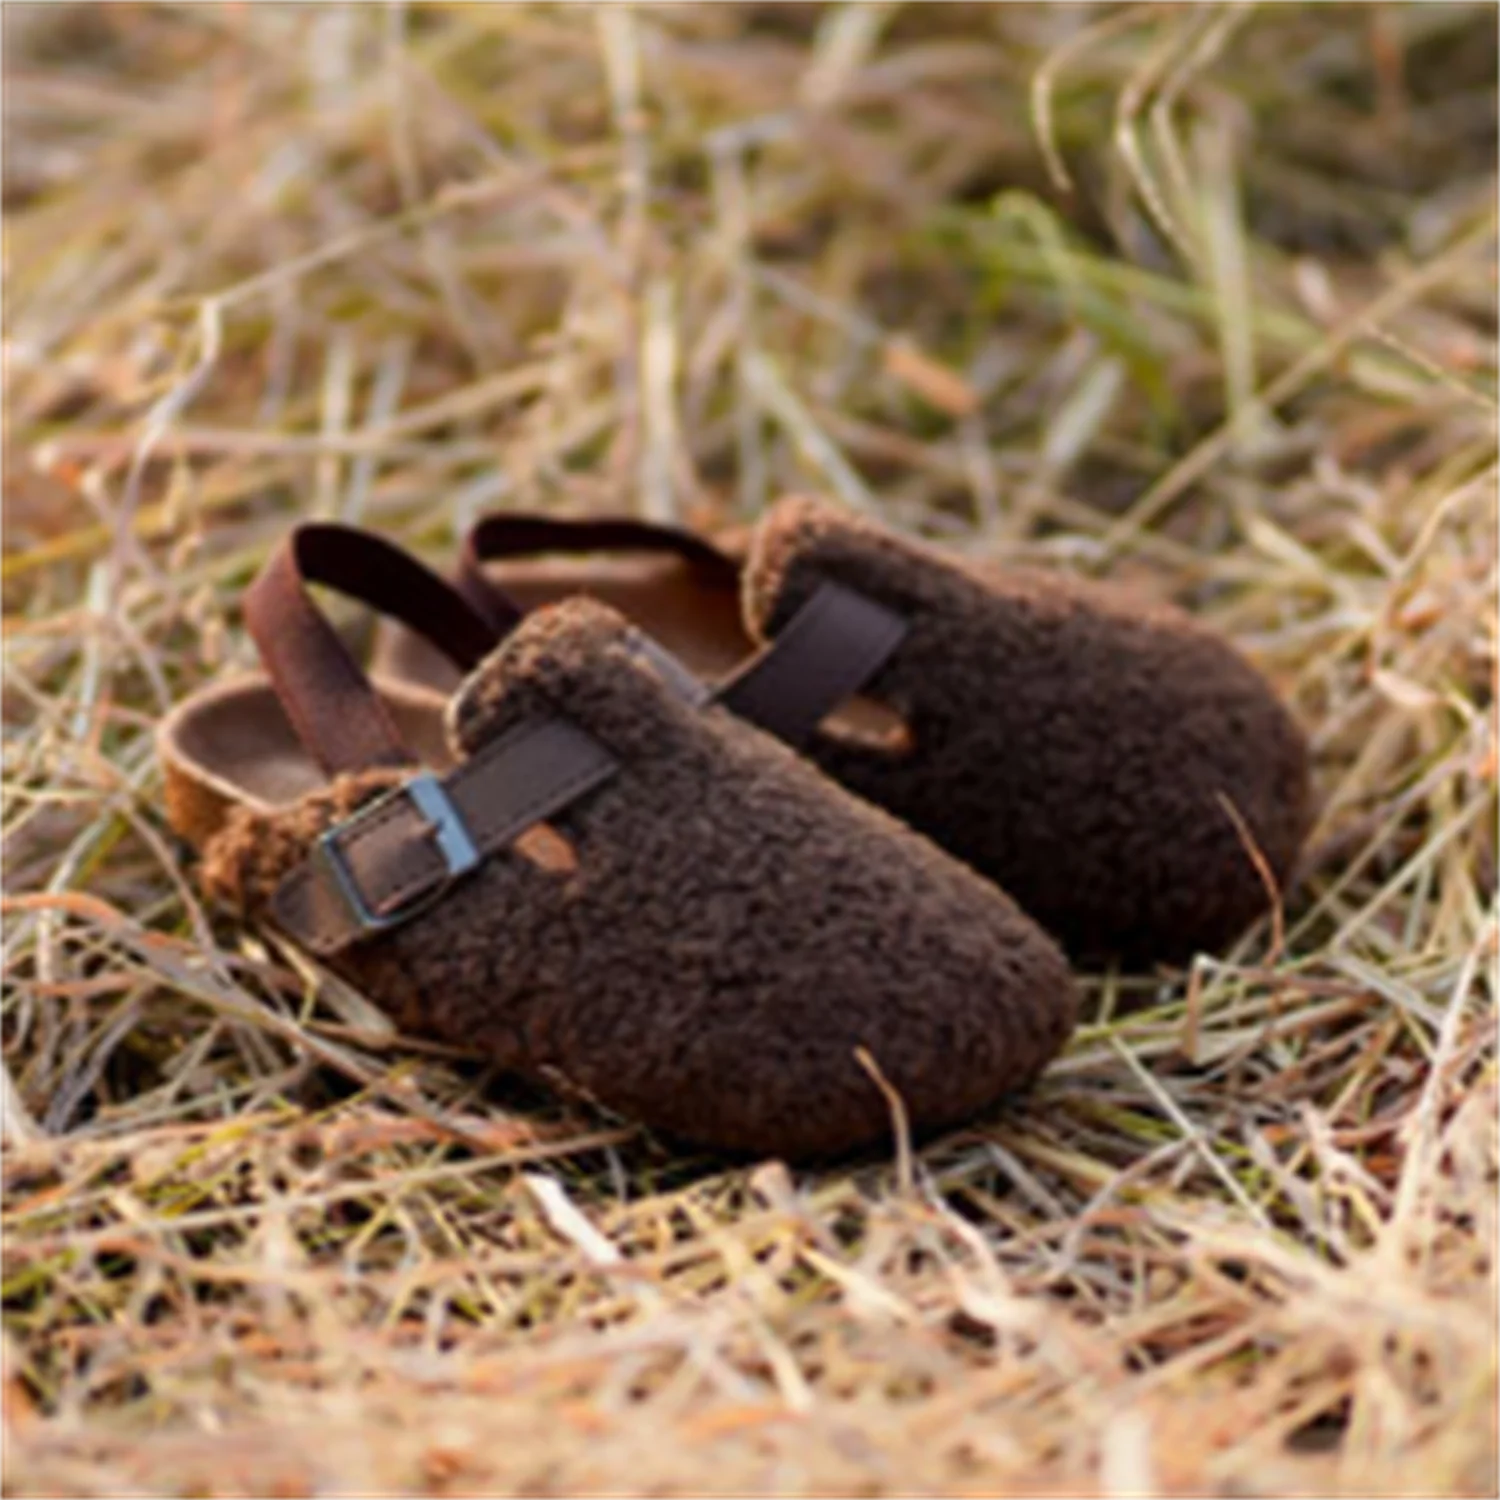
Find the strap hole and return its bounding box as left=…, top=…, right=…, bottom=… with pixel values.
left=819, top=695, right=914, bottom=758
left=515, top=822, right=579, bottom=874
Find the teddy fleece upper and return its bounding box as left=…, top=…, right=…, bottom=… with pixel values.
left=199, top=600, right=1079, bottom=1159
left=739, top=498, right=1312, bottom=965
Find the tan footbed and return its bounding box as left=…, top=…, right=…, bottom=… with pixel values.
left=159, top=672, right=451, bottom=853
left=371, top=548, right=909, bottom=745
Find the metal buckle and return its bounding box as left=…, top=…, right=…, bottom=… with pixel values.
left=315, top=772, right=481, bottom=935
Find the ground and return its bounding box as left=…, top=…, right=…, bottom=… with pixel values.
left=2, top=4, right=1496, bottom=1495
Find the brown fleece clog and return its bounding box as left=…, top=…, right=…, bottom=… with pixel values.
left=160, top=524, right=1078, bottom=1160
left=375, top=499, right=1313, bottom=967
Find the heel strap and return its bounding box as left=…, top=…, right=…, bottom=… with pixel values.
left=457, top=513, right=740, bottom=633
left=245, top=525, right=499, bottom=775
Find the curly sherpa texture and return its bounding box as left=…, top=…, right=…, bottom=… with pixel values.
left=200, top=600, right=1078, bottom=1160
left=742, top=498, right=1312, bottom=966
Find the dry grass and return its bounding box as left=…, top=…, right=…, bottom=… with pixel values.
left=2, top=3, right=1496, bottom=1494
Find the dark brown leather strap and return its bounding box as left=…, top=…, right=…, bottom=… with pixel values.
left=271, top=717, right=619, bottom=956
left=717, top=582, right=909, bottom=747
left=245, top=525, right=499, bottom=775
left=457, top=513, right=741, bottom=634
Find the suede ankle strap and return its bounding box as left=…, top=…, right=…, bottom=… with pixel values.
left=245, top=524, right=499, bottom=774
left=457, top=513, right=740, bottom=634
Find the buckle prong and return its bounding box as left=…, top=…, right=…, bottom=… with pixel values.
left=315, top=772, right=480, bottom=935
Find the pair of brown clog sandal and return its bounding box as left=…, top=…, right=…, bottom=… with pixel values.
left=160, top=497, right=1311, bottom=1160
